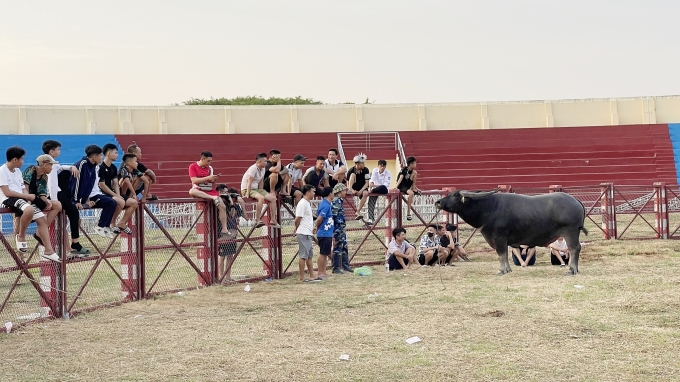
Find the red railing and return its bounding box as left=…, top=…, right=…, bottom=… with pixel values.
left=2, top=182, right=679, bottom=331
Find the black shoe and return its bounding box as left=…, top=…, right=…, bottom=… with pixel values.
left=343, top=267, right=354, bottom=273
left=332, top=268, right=344, bottom=274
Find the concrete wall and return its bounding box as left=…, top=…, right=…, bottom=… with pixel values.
left=1, top=96, right=679, bottom=135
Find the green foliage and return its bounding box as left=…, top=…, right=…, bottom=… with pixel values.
left=182, top=96, right=323, bottom=105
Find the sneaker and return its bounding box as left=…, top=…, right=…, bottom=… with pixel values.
left=343, top=267, right=354, bottom=273
left=94, top=226, right=109, bottom=238
left=332, top=268, right=344, bottom=274
left=104, top=228, right=115, bottom=239
left=364, top=219, right=374, bottom=226
left=41, top=252, right=61, bottom=263
left=270, top=223, right=281, bottom=229
left=110, top=226, right=122, bottom=235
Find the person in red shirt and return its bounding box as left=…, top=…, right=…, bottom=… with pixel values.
left=188, top=151, right=231, bottom=237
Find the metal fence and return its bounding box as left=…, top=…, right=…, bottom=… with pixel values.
left=2, top=182, right=679, bottom=332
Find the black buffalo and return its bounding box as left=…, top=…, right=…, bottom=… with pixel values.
left=435, top=188, right=588, bottom=275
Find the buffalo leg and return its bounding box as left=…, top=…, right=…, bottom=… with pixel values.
left=563, top=231, right=581, bottom=276
left=495, top=244, right=512, bottom=275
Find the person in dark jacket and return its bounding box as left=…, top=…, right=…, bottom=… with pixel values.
left=68, top=145, right=118, bottom=239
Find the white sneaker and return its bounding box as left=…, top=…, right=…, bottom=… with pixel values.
left=41, top=252, right=61, bottom=263
left=105, top=228, right=115, bottom=239
left=95, top=226, right=111, bottom=238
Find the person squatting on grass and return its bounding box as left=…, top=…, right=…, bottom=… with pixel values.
left=315, top=186, right=334, bottom=279
left=331, top=182, right=353, bottom=274
left=0, top=147, right=61, bottom=262
left=295, top=185, right=322, bottom=282
left=43, top=139, right=90, bottom=256
left=386, top=227, right=417, bottom=271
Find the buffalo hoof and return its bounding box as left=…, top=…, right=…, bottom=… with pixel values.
left=564, top=269, right=577, bottom=276
left=496, top=269, right=512, bottom=276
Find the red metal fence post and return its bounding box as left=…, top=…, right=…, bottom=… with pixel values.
left=121, top=208, right=139, bottom=301
left=600, top=182, right=616, bottom=239
left=195, top=201, right=212, bottom=286
left=261, top=200, right=273, bottom=280
left=654, top=182, right=669, bottom=239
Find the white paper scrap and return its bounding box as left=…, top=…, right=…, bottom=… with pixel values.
left=405, top=336, right=421, bottom=344
left=574, top=285, right=584, bottom=289
left=244, top=284, right=251, bottom=292
left=339, top=354, right=350, bottom=361
left=4, top=322, right=12, bottom=333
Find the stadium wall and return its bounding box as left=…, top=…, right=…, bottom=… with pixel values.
left=1, top=96, right=680, bottom=135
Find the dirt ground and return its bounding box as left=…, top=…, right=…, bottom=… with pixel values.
left=1, top=239, right=680, bottom=381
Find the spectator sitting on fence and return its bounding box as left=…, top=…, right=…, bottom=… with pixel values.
left=241, top=153, right=279, bottom=229
left=1, top=147, right=61, bottom=262
left=43, top=139, right=90, bottom=257
left=315, top=186, right=335, bottom=279
left=295, top=185, right=322, bottom=282
left=511, top=245, right=536, bottom=267
left=216, top=184, right=242, bottom=283
left=69, top=145, right=119, bottom=239
left=263, top=149, right=285, bottom=196
left=438, top=224, right=469, bottom=265
left=395, top=156, right=420, bottom=221
left=387, top=227, right=418, bottom=271
left=187, top=151, right=232, bottom=238
left=548, top=237, right=570, bottom=267
left=325, top=148, right=347, bottom=188
left=347, top=153, right=370, bottom=221
left=127, top=143, right=157, bottom=201
left=418, top=224, right=441, bottom=267
left=283, top=154, right=306, bottom=206
left=331, top=183, right=353, bottom=274
left=22, top=154, right=64, bottom=246
left=99, top=144, right=137, bottom=235
left=366, top=159, right=392, bottom=226
left=300, top=156, right=330, bottom=197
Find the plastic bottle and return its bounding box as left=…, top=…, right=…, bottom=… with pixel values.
left=385, top=261, right=390, bottom=273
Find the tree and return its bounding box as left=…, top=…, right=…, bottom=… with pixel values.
left=181, top=96, right=323, bottom=105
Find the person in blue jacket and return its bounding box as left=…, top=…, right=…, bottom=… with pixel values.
left=69, top=145, right=118, bottom=239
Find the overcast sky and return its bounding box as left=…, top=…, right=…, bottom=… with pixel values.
left=1, top=0, right=678, bottom=106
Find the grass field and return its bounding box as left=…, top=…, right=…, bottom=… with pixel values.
left=1, top=235, right=680, bottom=381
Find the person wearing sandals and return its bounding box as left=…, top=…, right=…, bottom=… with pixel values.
left=395, top=156, right=420, bottom=222
left=241, top=153, right=279, bottom=229
left=0, top=147, right=61, bottom=262
left=216, top=185, right=242, bottom=283
left=42, top=140, right=90, bottom=257
left=188, top=151, right=233, bottom=238
left=295, top=185, right=322, bottom=283
left=99, top=144, right=137, bottom=236
left=315, top=186, right=335, bottom=279
left=347, top=153, right=370, bottom=222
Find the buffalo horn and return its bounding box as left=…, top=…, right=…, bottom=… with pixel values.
left=459, top=187, right=501, bottom=199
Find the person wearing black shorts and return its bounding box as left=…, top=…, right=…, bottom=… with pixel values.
left=347, top=153, right=370, bottom=221
left=417, top=224, right=441, bottom=266
left=511, top=245, right=536, bottom=267
left=315, top=187, right=335, bottom=278
left=396, top=156, right=420, bottom=221
left=263, top=150, right=284, bottom=194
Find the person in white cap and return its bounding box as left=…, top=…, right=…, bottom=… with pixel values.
left=0, top=147, right=61, bottom=262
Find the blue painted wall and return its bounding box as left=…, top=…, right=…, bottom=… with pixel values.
left=668, top=124, right=680, bottom=183
left=1, top=135, right=123, bottom=234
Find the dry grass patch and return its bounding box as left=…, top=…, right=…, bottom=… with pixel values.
left=1, top=239, right=680, bottom=381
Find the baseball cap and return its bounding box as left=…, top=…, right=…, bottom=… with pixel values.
left=293, top=154, right=307, bottom=161
left=36, top=154, right=58, bottom=165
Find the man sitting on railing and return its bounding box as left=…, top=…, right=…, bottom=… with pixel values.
left=187, top=151, right=232, bottom=237
left=282, top=154, right=307, bottom=206
left=300, top=156, right=330, bottom=197
left=241, top=153, right=279, bottom=229
left=395, top=156, right=421, bottom=221
left=22, top=154, right=64, bottom=246
left=325, top=148, right=347, bottom=188
left=127, top=144, right=158, bottom=202
left=263, top=149, right=285, bottom=196
left=99, top=144, right=137, bottom=235
left=347, top=153, right=370, bottom=221
left=1, top=147, right=61, bottom=262
left=365, top=159, right=392, bottom=226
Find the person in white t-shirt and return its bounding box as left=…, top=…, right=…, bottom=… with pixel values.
left=240, top=153, right=278, bottom=229
left=282, top=154, right=306, bottom=206
left=324, top=148, right=347, bottom=188
left=0, top=146, right=60, bottom=262
left=548, top=237, right=570, bottom=267
left=366, top=159, right=392, bottom=225
left=295, top=185, right=321, bottom=282
left=386, top=227, right=417, bottom=270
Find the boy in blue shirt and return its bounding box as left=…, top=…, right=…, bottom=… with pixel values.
left=315, top=187, right=334, bottom=279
